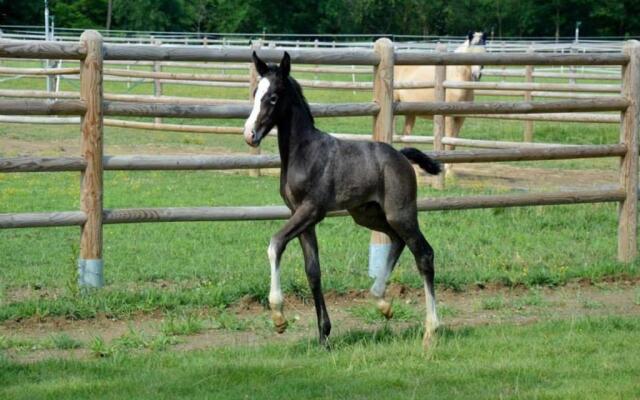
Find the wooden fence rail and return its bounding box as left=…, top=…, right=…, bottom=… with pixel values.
left=0, top=33, right=638, bottom=288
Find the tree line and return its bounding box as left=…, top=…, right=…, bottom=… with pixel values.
left=1, top=0, right=639, bottom=38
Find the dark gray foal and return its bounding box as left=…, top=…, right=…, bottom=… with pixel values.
left=244, top=52, right=441, bottom=348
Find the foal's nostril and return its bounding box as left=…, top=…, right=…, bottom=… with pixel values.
left=251, top=129, right=257, bottom=141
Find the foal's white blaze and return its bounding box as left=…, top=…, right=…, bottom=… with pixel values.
left=244, top=78, right=271, bottom=143
left=268, top=242, right=283, bottom=307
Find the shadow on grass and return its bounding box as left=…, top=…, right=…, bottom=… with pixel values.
left=288, top=322, right=479, bottom=354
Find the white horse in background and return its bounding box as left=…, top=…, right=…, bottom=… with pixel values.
left=394, top=31, right=488, bottom=142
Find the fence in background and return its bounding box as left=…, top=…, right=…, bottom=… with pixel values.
left=0, top=32, right=637, bottom=287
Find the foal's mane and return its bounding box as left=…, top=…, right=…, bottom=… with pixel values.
left=286, top=76, right=315, bottom=125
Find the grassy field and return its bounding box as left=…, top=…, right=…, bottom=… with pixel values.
left=0, top=59, right=638, bottom=397
left=2, top=316, right=639, bottom=399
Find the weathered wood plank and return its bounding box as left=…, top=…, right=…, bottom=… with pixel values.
left=103, top=44, right=380, bottom=65
left=443, top=80, right=620, bottom=93
left=395, top=52, right=629, bottom=66
left=0, top=189, right=626, bottom=229
left=618, top=41, right=640, bottom=262
left=0, top=39, right=85, bottom=60
left=394, top=98, right=629, bottom=116
left=102, top=155, right=282, bottom=170
left=79, top=30, right=104, bottom=263
left=416, top=189, right=626, bottom=211
left=0, top=66, right=80, bottom=75
left=103, top=101, right=379, bottom=118
left=0, top=99, right=86, bottom=115
left=0, top=211, right=87, bottom=228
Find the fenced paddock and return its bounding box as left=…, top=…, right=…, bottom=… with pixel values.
left=0, top=31, right=637, bottom=287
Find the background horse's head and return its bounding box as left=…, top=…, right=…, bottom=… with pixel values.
left=244, top=51, right=291, bottom=147
left=457, top=31, right=488, bottom=81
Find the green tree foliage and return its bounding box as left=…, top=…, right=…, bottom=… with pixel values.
left=1, top=0, right=639, bottom=37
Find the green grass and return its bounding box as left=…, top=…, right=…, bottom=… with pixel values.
left=1, top=316, right=639, bottom=399
left=1, top=170, right=638, bottom=321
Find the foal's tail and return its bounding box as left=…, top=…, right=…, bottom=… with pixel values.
left=400, top=147, right=441, bottom=175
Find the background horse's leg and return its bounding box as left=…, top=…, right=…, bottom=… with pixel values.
left=386, top=211, right=439, bottom=348
left=403, top=114, right=416, bottom=135
left=348, top=204, right=404, bottom=319
left=299, top=227, right=331, bottom=345
left=268, top=203, right=324, bottom=334
left=370, top=235, right=405, bottom=319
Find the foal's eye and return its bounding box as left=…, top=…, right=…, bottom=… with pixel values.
left=269, top=94, right=278, bottom=105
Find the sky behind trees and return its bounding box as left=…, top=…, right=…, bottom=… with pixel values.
left=0, top=0, right=638, bottom=37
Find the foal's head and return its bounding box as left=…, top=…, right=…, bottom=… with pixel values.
left=243, top=51, right=291, bottom=147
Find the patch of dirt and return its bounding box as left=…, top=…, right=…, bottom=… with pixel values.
left=2, top=280, right=638, bottom=363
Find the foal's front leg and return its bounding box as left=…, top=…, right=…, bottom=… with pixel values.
left=268, top=203, right=323, bottom=333
left=299, top=227, right=331, bottom=345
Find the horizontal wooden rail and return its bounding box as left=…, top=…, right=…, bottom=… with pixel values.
left=444, top=80, right=621, bottom=93
left=103, top=101, right=380, bottom=118
left=0, top=99, right=86, bottom=115
left=416, top=189, right=626, bottom=211
left=103, top=44, right=380, bottom=65
left=0, top=89, right=79, bottom=99
left=0, top=39, right=86, bottom=60
left=483, top=69, right=621, bottom=81
left=395, top=52, right=629, bottom=66
left=0, top=145, right=625, bottom=173
left=0, top=189, right=624, bottom=228
left=476, top=90, right=615, bottom=99
left=0, top=115, right=80, bottom=124
left=393, top=135, right=575, bottom=149
left=0, top=211, right=87, bottom=228
left=0, top=66, right=80, bottom=75
left=464, top=112, right=619, bottom=124
left=394, top=98, right=629, bottom=116
left=104, top=68, right=249, bottom=82
left=104, top=119, right=243, bottom=133
left=103, top=154, right=281, bottom=170
left=428, top=144, right=626, bottom=163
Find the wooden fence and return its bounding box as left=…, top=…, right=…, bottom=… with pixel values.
left=0, top=32, right=637, bottom=287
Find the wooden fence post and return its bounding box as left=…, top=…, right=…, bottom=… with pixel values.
left=433, top=43, right=446, bottom=189
left=78, top=30, right=105, bottom=287
left=369, top=38, right=394, bottom=281
left=523, top=47, right=534, bottom=142
left=153, top=38, right=162, bottom=125
left=618, top=40, right=639, bottom=262
left=248, top=39, right=262, bottom=177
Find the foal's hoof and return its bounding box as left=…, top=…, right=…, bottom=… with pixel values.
left=422, top=330, right=434, bottom=349
left=271, top=311, right=288, bottom=334
left=377, top=299, right=394, bottom=320
left=422, top=323, right=440, bottom=349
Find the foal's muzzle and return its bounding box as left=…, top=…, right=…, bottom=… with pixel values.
left=245, top=127, right=266, bottom=147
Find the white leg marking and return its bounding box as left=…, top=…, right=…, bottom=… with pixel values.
left=424, top=282, right=439, bottom=332
left=244, top=77, right=271, bottom=142
left=267, top=242, right=283, bottom=307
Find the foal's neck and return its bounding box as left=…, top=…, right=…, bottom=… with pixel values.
left=276, top=95, right=316, bottom=169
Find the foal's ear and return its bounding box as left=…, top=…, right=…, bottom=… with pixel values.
left=280, top=51, right=291, bottom=78
left=252, top=51, right=269, bottom=77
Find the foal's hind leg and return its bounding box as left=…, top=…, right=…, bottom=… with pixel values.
left=370, top=235, right=404, bottom=319
left=349, top=204, right=405, bottom=319
left=386, top=212, right=439, bottom=348
left=268, top=203, right=324, bottom=334
left=299, top=227, right=331, bottom=345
